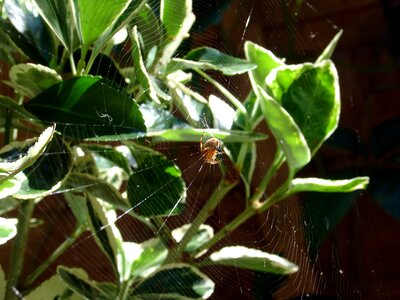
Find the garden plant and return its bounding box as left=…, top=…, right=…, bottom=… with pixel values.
left=0, top=0, right=369, bottom=299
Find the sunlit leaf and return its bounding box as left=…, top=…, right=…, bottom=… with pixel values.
left=24, top=76, right=146, bottom=139
left=169, top=47, right=256, bottom=76
left=266, top=60, right=340, bottom=155
left=315, top=30, right=343, bottom=63
left=172, top=224, right=213, bottom=254
left=127, top=147, right=186, bottom=217
left=0, top=217, right=17, bottom=245
left=209, top=95, right=235, bottom=130
left=9, top=63, right=62, bottom=98
left=290, top=177, right=369, bottom=194
left=258, top=87, right=310, bottom=172
left=72, top=0, right=132, bottom=46
left=0, top=177, right=21, bottom=199
left=205, top=246, right=299, bottom=275
left=131, top=264, right=214, bottom=299
left=33, top=0, right=73, bottom=51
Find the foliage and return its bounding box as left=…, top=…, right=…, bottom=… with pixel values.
left=0, top=0, right=368, bottom=299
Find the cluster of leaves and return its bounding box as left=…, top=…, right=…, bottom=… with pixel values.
left=0, top=0, right=369, bottom=299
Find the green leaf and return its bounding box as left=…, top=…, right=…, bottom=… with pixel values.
left=73, top=0, right=132, bottom=46
left=57, top=266, right=111, bottom=300
left=258, top=87, right=311, bottom=172
left=9, top=63, right=62, bottom=98
left=86, top=196, right=119, bottom=274
left=64, top=192, right=88, bottom=226
left=11, top=137, right=72, bottom=200
left=0, top=197, right=19, bottom=215
left=169, top=47, right=256, bottom=76
left=172, top=224, right=213, bottom=254
left=290, top=177, right=369, bottom=194
left=0, top=125, right=55, bottom=184
left=0, top=95, right=36, bottom=120
left=131, top=25, right=159, bottom=103
left=85, top=128, right=267, bottom=143
left=127, top=147, right=186, bottom=217
left=24, top=76, right=146, bottom=139
left=158, top=0, right=195, bottom=69
left=209, top=95, right=235, bottom=130
left=129, top=238, right=168, bottom=278
left=316, top=30, right=343, bottom=63
left=0, top=217, right=17, bottom=245
left=131, top=264, right=214, bottom=299
left=266, top=60, right=340, bottom=155
left=33, top=0, right=73, bottom=51
left=63, top=173, right=128, bottom=209
left=25, top=273, right=81, bottom=300
left=245, top=41, right=285, bottom=88
left=205, top=246, right=299, bottom=275
left=0, top=177, right=21, bottom=199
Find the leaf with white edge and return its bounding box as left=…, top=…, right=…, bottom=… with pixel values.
left=290, top=177, right=369, bottom=194
left=131, top=264, right=214, bottom=299
left=0, top=177, right=21, bottom=199
left=205, top=246, right=299, bottom=275
left=0, top=217, right=17, bottom=245
left=316, top=30, right=343, bottom=63
left=32, top=0, right=73, bottom=51
left=57, top=266, right=111, bottom=300
left=158, top=0, right=195, bottom=69
left=129, top=238, right=168, bottom=278
left=86, top=196, right=119, bottom=274
left=9, top=63, right=62, bottom=98
left=169, top=47, right=256, bottom=76
left=265, top=60, right=340, bottom=155
left=258, top=87, right=311, bottom=172
left=0, top=264, right=5, bottom=300
left=11, top=137, right=72, bottom=200
left=131, top=26, right=159, bottom=103
left=64, top=192, right=88, bottom=226
left=25, top=273, right=82, bottom=300
left=0, top=124, right=55, bottom=184
left=73, top=0, right=132, bottom=46
left=0, top=197, right=19, bottom=215
left=172, top=224, right=213, bottom=254
left=209, top=95, right=235, bottom=130
left=245, top=41, right=285, bottom=89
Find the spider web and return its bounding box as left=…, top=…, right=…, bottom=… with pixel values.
left=0, top=0, right=391, bottom=299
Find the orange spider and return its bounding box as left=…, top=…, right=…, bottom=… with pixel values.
left=200, top=133, right=223, bottom=164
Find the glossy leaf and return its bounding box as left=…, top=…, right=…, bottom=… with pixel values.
left=86, top=196, right=119, bottom=274
left=0, top=125, right=55, bottom=183
left=172, top=224, right=214, bottom=254
left=158, top=0, right=195, bottom=69
left=140, top=102, right=186, bottom=130
left=24, top=76, right=146, bottom=139
left=131, top=264, right=214, bottom=299
left=209, top=95, right=235, bottom=130
left=57, top=266, right=111, bottom=300
left=3, top=0, right=52, bottom=63
left=266, top=60, right=340, bottom=155
left=131, top=26, right=159, bottom=103
left=258, top=87, right=311, bottom=172
left=245, top=41, right=285, bottom=88
left=169, top=47, right=256, bottom=76
left=73, top=0, right=132, bottom=46
left=0, top=177, right=21, bottom=199
left=315, top=30, right=343, bottom=63
left=127, top=147, right=186, bottom=217
left=33, top=0, right=73, bottom=50
left=11, top=137, right=72, bottom=200
left=290, top=177, right=369, bottom=194
left=0, top=217, right=17, bottom=245
left=205, top=246, right=299, bottom=275
left=9, top=63, right=62, bottom=98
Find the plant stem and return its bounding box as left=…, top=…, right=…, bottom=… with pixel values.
left=23, top=225, right=86, bottom=288
left=5, top=200, right=35, bottom=300
left=195, top=69, right=247, bottom=114
left=165, top=177, right=237, bottom=263
left=76, top=45, right=88, bottom=75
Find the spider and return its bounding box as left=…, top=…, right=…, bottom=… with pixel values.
left=200, top=133, right=223, bottom=164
